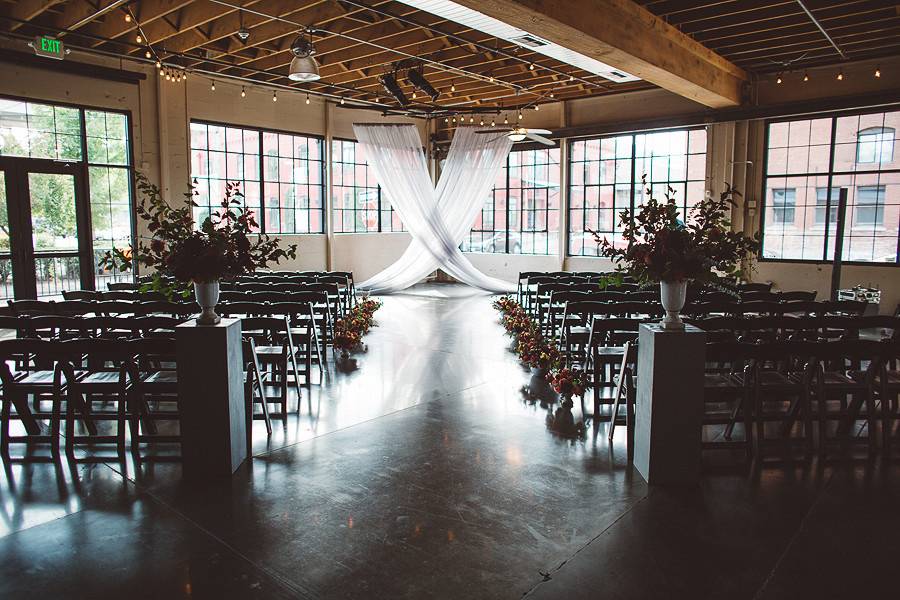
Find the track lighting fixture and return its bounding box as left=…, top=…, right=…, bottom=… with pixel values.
left=407, top=67, right=440, bottom=101
left=380, top=73, right=408, bottom=105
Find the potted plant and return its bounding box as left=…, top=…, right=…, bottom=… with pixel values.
left=592, top=177, right=759, bottom=331
left=99, top=173, right=297, bottom=324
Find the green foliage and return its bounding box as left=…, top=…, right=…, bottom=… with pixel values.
left=99, top=172, right=298, bottom=299
left=592, top=176, right=760, bottom=286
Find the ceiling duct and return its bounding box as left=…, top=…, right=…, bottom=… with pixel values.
left=394, top=0, right=640, bottom=83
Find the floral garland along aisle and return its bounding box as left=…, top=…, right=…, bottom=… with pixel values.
left=333, top=298, right=382, bottom=369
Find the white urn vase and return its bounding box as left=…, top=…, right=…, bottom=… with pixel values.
left=194, top=280, right=221, bottom=325
left=659, top=280, right=687, bottom=331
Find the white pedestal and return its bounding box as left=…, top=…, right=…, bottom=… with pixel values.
left=176, top=318, right=247, bottom=478
left=634, top=323, right=706, bottom=485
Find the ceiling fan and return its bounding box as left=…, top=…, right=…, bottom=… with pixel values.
left=475, top=126, right=554, bottom=146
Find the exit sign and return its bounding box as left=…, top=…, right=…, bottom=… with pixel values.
left=31, top=36, right=65, bottom=60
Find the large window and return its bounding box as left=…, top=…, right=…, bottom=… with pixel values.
left=331, top=139, right=402, bottom=232
left=0, top=97, right=134, bottom=297
left=762, top=110, right=899, bottom=263
left=461, top=146, right=560, bottom=255
left=568, top=128, right=707, bottom=256
left=190, top=121, right=324, bottom=234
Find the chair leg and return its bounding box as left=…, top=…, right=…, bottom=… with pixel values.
left=865, top=390, right=877, bottom=458
left=255, top=369, right=272, bottom=435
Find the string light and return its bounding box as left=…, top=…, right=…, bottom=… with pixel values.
left=211, top=80, right=216, bottom=91
left=145, top=50, right=152, bottom=59
left=444, top=117, right=449, bottom=123
left=450, top=81, right=456, bottom=92
left=273, top=90, right=277, bottom=102
left=517, top=111, right=523, bottom=120
left=469, top=116, right=474, bottom=123
left=534, top=104, right=539, bottom=111
left=875, top=65, right=881, bottom=78
left=305, top=94, right=310, bottom=105
left=489, top=76, right=494, bottom=83
left=159, top=69, right=164, bottom=77
left=836, top=69, right=843, bottom=81
left=124, top=13, right=132, bottom=23
left=803, top=71, right=809, bottom=82
left=412, top=91, right=417, bottom=100
left=165, top=73, right=171, bottom=81
left=241, top=87, right=246, bottom=98
left=529, top=63, right=535, bottom=70
left=135, top=34, right=142, bottom=44
left=549, top=92, right=555, bottom=98
left=776, top=73, right=783, bottom=84
left=182, top=71, right=186, bottom=80
left=504, top=115, right=508, bottom=125
left=479, top=118, right=484, bottom=126
left=156, top=60, right=161, bottom=69
left=340, top=96, right=345, bottom=105
left=569, top=75, right=575, bottom=82
left=490, top=118, right=495, bottom=127
left=452, top=116, right=457, bottom=123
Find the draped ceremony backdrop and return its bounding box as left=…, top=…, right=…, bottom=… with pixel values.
left=353, top=124, right=516, bottom=294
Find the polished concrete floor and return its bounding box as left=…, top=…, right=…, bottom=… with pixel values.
left=0, top=283, right=897, bottom=599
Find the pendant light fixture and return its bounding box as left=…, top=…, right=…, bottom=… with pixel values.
left=288, top=29, right=321, bottom=82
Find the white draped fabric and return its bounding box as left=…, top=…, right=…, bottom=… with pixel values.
left=353, top=124, right=516, bottom=294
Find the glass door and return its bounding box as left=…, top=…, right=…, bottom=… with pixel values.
left=27, top=171, right=82, bottom=297
left=0, top=159, right=91, bottom=299
left=0, top=172, right=13, bottom=301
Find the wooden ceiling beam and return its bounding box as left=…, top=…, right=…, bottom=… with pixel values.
left=449, top=0, right=747, bottom=108
left=75, top=0, right=193, bottom=47
left=7, top=0, right=65, bottom=31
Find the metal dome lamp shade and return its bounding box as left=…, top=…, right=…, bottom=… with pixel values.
left=288, top=32, right=320, bottom=82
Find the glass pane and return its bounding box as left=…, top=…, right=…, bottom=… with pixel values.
left=0, top=173, right=12, bottom=299
left=29, top=172, right=80, bottom=297
left=29, top=173, right=78, bottom=252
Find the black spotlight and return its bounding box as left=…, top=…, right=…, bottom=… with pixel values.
left=380, top=73, right=408, bottom=106
left=407, top=68, right=439, bottom=101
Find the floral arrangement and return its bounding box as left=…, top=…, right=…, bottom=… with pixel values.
left=333, top=298, right=382, bottom=354
left=99, top=173, right=297, bottom=297
left=548, top=367, right=587, bottom=398
left=591, top=177, right=759, bottom=286
left=493, top=296, right=560, bottom=371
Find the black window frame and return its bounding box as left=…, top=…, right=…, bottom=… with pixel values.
left=189, top=118, right=326, bottom=235
left=330, top=137, right=403, bottom=233
left=760, top=107, right=900, bottom=267
left=566, top=126, right=708, bottom=257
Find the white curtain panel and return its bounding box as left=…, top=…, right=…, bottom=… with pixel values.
left=353, top=124, right=516, bottom=294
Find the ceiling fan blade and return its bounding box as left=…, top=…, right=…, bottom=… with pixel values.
left=526, top=133, right=555, bottom=146
left=524, top=128, right=552, bottom=135
left=475, top=129, right=506, bottom=134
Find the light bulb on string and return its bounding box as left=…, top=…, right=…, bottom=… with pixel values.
left=136, top=34, right=142, bottom=44
left=156, top=60, right=161, bottom=69
left=340, top=96, right=345, bottom=105
left=241, top=87, right=246, bottom=98
left=875, top=65, right=881, bottom=78
left=479, top=118, right=484, bottom=126
left=776, top=73, right=783, bottom=84
left=529, top=63, right=535, bottom=70
left=469, top=116, right=474, bottom=123
left=569, top=75, right=575, bottom=82
left=549, top=92, right=554, bottom=98
left=211, top=80, right=216, bottom=91
left=836, top=69, right=843, bottom=81
left=273, top=91, right=277, bottom=102
left=412, top=91, right=417, bottom=100
left=490, top=118, right=495, bottom=127
left=124, top=13, right=132, bottom=22
left=450, top=81, right=455, bottom=92
left=145, top=50, right=152, bottom=59
left=504, top=115, right=508, bottom=125
left=444, top=117, right=449, bottom=124
left=803, top=71, right=809, bottom=82
left=534, top=104, right=539, bottom=111
left=452, top=116, right=457, bottom=123
left=517, top=111, right=523, bottom=120
left=305, top=94, right=310, bottom=105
